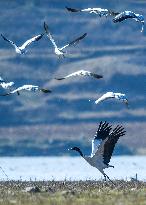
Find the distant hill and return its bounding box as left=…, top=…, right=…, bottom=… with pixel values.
left=0, top=0, right=146, bottom=156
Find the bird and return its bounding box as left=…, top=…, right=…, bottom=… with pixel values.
left=113, top=11, right=144, bottom=32
left=1, top=33, right=44, bottom=54
left=66, top=6, right=119, bottom=17
left=95, top=92, right=129, bottom=107
left=55, top=70, right=103, bottom=80
left=69, top=121, right=126, bottom=184
left=0, top=76, right=14, bottom=89
left=44, top=22, right=87, bottom=58
left=0, top=76, right=21, bottom=95
left=0, top=85, right=52, bottom=96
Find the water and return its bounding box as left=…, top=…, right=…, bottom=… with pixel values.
left=0, top=156, right=145, bottom=181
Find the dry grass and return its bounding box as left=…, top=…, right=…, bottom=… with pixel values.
left=0, top=181, right=146, bottom=205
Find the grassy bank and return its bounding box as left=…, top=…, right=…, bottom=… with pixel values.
left=0, top=181, right=146, bottom=205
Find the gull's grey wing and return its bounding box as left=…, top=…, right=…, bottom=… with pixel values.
left=103, top=125, right=126, bottom=165
left=20, top=33, right=44, bottom=50
left=65, top=7, right=81, bottom=12
left=60, top=33, right=87, bottom=50
left=1, top=34, right=18, bottom=48
left=44, top=22, right=58, bottom=48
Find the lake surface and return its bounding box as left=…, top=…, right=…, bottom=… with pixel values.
left=0, top=156, right=145, bottom=181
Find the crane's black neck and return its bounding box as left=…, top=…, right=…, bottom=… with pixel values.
left=72, top=147, right=84, bottom=157
left=77, top=149, right=84, bottom=157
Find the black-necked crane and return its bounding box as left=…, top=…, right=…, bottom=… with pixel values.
left=44, top=22, right=87, bottom=58
left=1, top=33, right=44, bottom=54
left=55, top=70, right=103, bottom=80
left=69, top=121, right=126, bottom=184
left=113, top=11, right=144, bottom=32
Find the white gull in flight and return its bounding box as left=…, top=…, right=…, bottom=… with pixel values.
left=95, top=92, right=129, bottom=107
left=113, top=11, right=144, bottom=32
left=0, top=85, right=51, bottom=96
left=66, top=7, right=118, bottom=17
left=44, top=22, right=87, bottom=58
left=1, top=33, right=44, bottom=54
left=55, top=70, right=103, bottom=80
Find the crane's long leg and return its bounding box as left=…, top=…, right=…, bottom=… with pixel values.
left=0, top=166, right=9, bottom=180
left=104, top=173, right=116, bottom=186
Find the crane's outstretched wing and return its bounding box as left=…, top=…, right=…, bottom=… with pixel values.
left=44, top=22, right=58, bottom=49
left=55, top=70, right=103, bottom=80
left=93, top=124, right=125, bottom=165
left=91, top=121, right=112, bottom=156
left=1, top=34, right=18, bottom=48
left=103, top=125, right=126, bottom=165
left=59, top=33, right=87, bottom=51
left=20, top=34, right=44, bottom=50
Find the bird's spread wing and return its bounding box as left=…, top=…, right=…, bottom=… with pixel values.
left=1, top=34, right=18, bottom=48
left=93, top=124, right=125, bottom=165
left=91, top=121, right=112, bottom=156
left=108, top=10, right=119, bottom=16
left=102, top=125, right=126, bottom=165
left=44, top=22, right=58, bottom=49
left=65, top=7, right=81, bottom=12
left=20, top=34, right=44, bottom=50
left=59, top=33, right=87, bottom=51
left=0, top=87, right=21, bottom=96
left=55, top=70, right=103, bottom=80
left=66, top=6, right=119, bottom=17
left=113, top=11, right=135, bottom=23
left=95, top=92, right=114, bottom=104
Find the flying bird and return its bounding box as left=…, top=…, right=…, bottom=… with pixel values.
left=113, top=11, right=144, bottom=32
left=1, top=33, right=44, bottom=54
left=55, top=70, right=103, bottom=80
left=66, top=6, right=118, bottom=17
left=44, top=22, right=87, bottom=57
left=0, top=76, right=20, bottom=95
left=95, top=92, right=129, bottom=107
left=0, top=77, right=14, bottom=89
left=0, top=85, right=51, bottom=96
left=69, top=121, right=126, bottom=184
